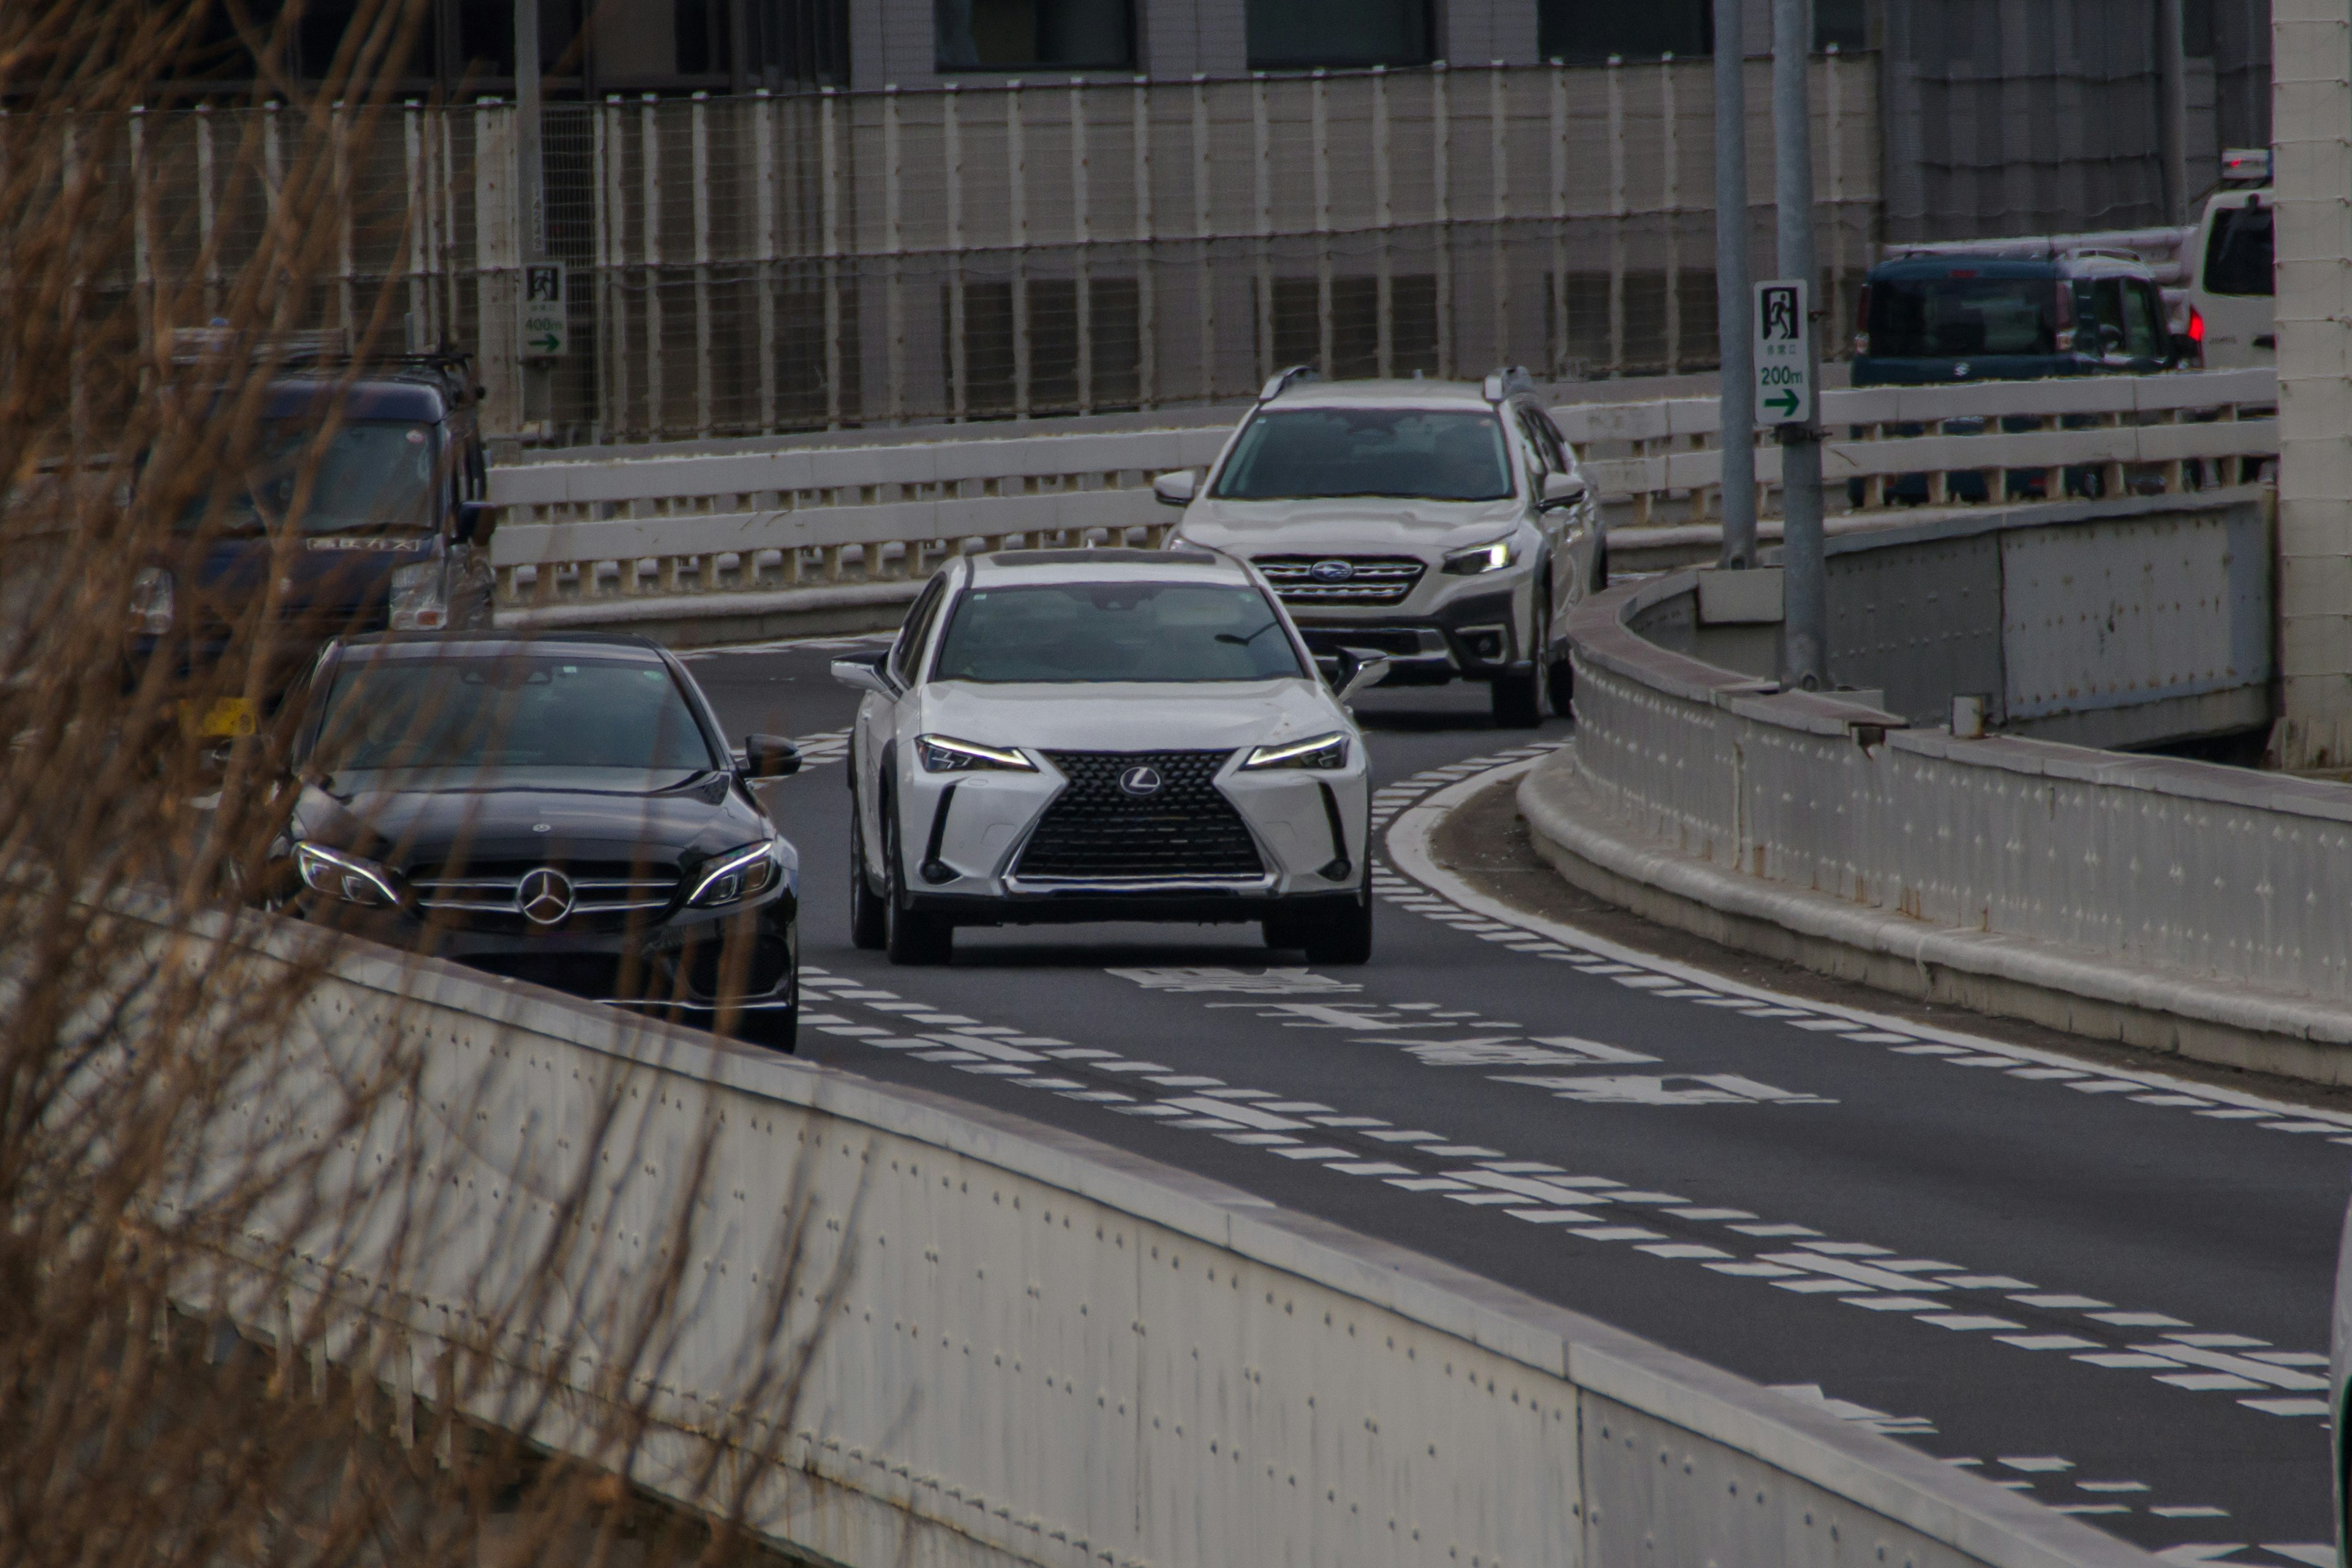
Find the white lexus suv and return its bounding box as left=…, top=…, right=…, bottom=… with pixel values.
left=832, top=548, right=1382, bottom=967
left=1153, top=368, right=1603, bottom=726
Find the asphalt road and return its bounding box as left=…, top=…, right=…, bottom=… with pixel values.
left=691, top=632, right=2347, bottom=1566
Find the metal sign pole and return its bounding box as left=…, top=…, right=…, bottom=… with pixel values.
left=1714, top=0, right=1757, bottom=570
left=1772, top=0, right=1828, bottom=690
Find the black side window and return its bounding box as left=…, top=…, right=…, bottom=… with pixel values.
left=891, top=576, right=948, bottom=685
left=2204, top=203, right=2274, bottom=298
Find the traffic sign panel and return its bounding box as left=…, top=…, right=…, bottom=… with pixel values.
left=521, top=262, right=568, bottom=358
left=1753, top=277, right=1812, bottom=426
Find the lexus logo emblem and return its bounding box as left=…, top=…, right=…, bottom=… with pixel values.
left=1118, top=764, right=1164, bottom=797
left=518, top=867, right=575, bottom=925
left=1308, top=559, right=1355, bottom=584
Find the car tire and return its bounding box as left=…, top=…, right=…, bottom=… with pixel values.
left=882, top=797, right=953, bottom=966
left=741, top=1000, right=799, bottom=1054
left=1544, top=655, right=1575, bottom=718
left=1490, top=670, right=1542, bottom=728
left=1301, top=888, right=1374, bottom=967
left=1262, top=906, right=1306, bottom=951
left=848, top=805, right=886, bottom=951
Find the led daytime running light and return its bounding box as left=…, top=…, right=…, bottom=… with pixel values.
left=294, top=842, right=399, bottom=908
left=916, top=734, right=1036, bottom=772
left=1241, top=732, right=1349, bottom=771
left=688, top=841, right=780, bottom=907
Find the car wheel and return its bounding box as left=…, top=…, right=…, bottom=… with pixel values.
left=882, top=796, right=953, bottom=966
left=1491, top=671, right=1542, bottom=728
left=1302, top=889, right=1374, bottom=967
left=741, top=1000, right=799, bottom=1054
left=1545, top=654, right=1575, bottom=718
left=848, top=804, right=886, bottom=951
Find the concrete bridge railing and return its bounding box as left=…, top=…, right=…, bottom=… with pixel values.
left=178, top=917, right=2155, bottom=1568
left=1528, top=484, right=2352, bottom=1084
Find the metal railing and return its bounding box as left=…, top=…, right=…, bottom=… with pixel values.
left=1556, top=369, right=2280, bottom=525
left=40, top=62, right=1880, bottom=446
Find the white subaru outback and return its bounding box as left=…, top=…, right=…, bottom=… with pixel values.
left=1153, top=368, right=1604, bottom=726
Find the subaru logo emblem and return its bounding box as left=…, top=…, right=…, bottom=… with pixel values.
left=1308, top=559, right=1355, bottom=584
left=1953, top=361, right=1971, bottom=378
left=1118, top=764, right=1164, bottom=797
left=518, top=867, right=575, bottom=925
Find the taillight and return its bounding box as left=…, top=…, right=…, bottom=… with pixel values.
left=2188, top=304, right=2206, bottom=344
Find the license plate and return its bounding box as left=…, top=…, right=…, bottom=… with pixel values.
left=198, top=698, right=255, bottom=738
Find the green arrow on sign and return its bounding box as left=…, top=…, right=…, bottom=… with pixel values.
left=529, top=333, right=561, bottom=353
left=1764, top=388, right=1801, bottom=418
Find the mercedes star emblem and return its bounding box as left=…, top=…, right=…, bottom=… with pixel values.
left=1118, top=764, right=1164, bottom=797
left=518, top=867, right=575, bottom=925
left=1308, top=559, right=1355, bottom=584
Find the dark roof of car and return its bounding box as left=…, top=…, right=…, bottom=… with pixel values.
left=263, top=374, right=456, bottom=423
left=333, top=632, right=666, bottom=662
left=1868, top=256, right=2061, bottom=282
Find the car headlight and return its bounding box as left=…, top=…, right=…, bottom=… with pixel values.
left=687, top=840, right=786, bottom=907
left=1240, top=732, right=1349, bottom=771
left=293, top=842, right=399, bottom=908
left=130, top=566, right=175, bottom=635
left=916, top=734, right=1036, bottom=773
left=1441, top=537, right=1518, bottom=576
left=389, top=559, right=448, bottom=631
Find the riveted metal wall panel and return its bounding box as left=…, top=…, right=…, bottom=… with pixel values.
left=1826, top=530, right=2006, bottom=727
left=1999, top=510, right=2272, bottom=720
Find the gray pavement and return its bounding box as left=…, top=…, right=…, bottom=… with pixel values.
left=687, top=634, right=2346, bottom=1564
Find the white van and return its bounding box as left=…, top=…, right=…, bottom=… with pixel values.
left=2182, top=149, right=2274, bottom=369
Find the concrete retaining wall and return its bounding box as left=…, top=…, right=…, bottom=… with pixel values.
left=181, top=919, right=2154, bottom=1568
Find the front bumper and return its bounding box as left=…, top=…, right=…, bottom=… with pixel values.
left=289, top=888, right=799, bottom=1013
left=892, top=747, right=1369, bottom=910
left=1287, top=583, right=1527, bottom=684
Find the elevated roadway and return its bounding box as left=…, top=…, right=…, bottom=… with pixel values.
left=691, top=634, right=2346, bottom=1566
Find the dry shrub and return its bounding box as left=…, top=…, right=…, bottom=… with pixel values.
left=0, top=7, right=853, bottom=1565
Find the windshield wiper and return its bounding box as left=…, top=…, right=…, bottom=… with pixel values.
left=1215, top=625, right=1280, bottom=647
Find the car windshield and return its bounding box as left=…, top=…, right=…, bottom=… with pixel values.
left=1868, top=276, right=2059, bottom=358
left=1211, top=409, right=1513, bottom=502
left=180, top=419, right=438, bottom=534
left=931, top=581, right=1306, bottom=684
left=313, top=654, right=718, bottom=775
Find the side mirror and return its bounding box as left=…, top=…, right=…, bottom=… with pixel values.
left=830, top=650, right=894, bottom=696
left=1539, top=471, right=1588, bottom=512
left=742, top=734, right=801, bottom=779
left=454, top=498, right=496, bottom=545
left=1152, top=470, right=1199, bottom=508
left=1335, top=648, right=1393, bottom=704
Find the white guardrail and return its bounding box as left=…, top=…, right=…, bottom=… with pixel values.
left=1555, top=368, right=2278, bottom=524
left=181, top=919, right=2157, bottom=1568
left=486, top=372, right=2277, bottom=623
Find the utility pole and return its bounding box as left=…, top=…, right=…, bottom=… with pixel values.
left=515, top=0, right=546, bottom=426
left=1714, top=0, right=1756, bottom=569
left=1773, top=0, right=1828, bottom=690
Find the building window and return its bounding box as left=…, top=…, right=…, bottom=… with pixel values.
left=1537, top=0, right=1709, bottom=62
left=1247, top=0, right=1432, bottom=70
left=1814, top=0, right=1868, bottom=51
left=936, top=0, right=1134, bottom=71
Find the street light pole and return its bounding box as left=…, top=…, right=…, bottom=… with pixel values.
left=514, top=0, right=545, bottom=427
left=1714, top=0, right=1756, bottom=570
left=1773, top=0, right=1828, bottom=690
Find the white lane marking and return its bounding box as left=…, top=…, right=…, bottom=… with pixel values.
left=1378, top=753, right=2352, bottom=1147
left=681, top=633, right=894, bottom=658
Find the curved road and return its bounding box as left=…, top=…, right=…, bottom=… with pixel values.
left=692, top=633, right=2345, bottom=1566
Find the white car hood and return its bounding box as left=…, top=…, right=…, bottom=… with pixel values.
left=916, top=677, right=1350, bottom=755
left=1176, top=496, right=1523, bottom=555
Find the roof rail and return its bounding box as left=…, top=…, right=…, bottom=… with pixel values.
left=1482, top=365, right=1537, bottom=401
left=1258, top=364, right=1322, bottom=402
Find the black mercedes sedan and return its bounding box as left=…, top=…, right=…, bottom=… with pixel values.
left=269, top=632, right=803, bottom=1049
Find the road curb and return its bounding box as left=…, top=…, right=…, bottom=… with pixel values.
left=1514, top=747, right=2352, bottom=1090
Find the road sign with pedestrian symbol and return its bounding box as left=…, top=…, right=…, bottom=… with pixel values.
left=521, top=262, right=567, bottom=358
left=1754, top=277, right=1811, bottom=425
